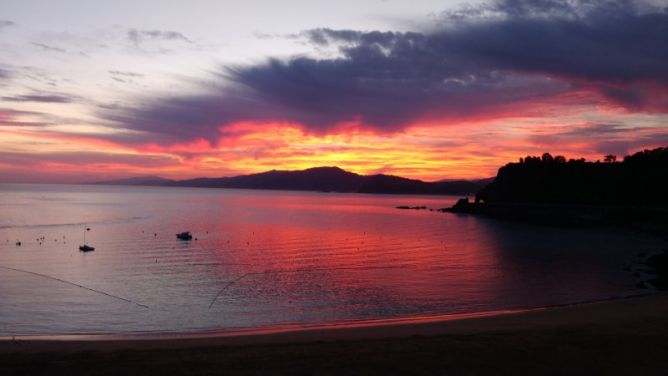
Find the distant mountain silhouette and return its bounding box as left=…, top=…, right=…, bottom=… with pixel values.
left=89, top=176, right=172, bottom=186
left=92, top=166, right=488, bottom=195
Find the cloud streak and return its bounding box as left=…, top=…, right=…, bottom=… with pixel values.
left=31, top=42, right=68, bottom=54
left=0, top=151, right=177, bottom=168
left=530, top=122, right=668, bottom=156
left=108, top=70, right=145, bottom=78
left=127, top=29, right=192, bottom=45
left=2, top=94, right=74, bottom=103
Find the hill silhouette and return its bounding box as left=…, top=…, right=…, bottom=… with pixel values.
left=446, top=147, right=668, bottom=239
left=94, top=166, right=488, bottom=195
left=88, top=176, right=172, bottom=186
left=475, top=147, right=668, bottom=206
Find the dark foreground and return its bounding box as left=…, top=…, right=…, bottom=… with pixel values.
left=2, top=294, right=668, bottom=375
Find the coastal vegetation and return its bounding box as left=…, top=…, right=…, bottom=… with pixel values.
left=448, top=147, right=668, bottom=231
left=475, top=147, right=668, bottom=206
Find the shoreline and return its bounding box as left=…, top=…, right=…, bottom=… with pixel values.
left=3, top=294, right=668, bottom=375
left=445, top=200, right=668, bottom=239
left=1, top=292, right=662, bottom=354
left=0, top=307, right=533, bottom=343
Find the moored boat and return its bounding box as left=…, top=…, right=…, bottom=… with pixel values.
left=79, top=226, right=95, bottom=252
left=79, top=244, right=95, bottom=252
left=176, top=231, right=193, bottom=240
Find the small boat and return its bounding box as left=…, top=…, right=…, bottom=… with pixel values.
left=79, top=225, right=95, bottom=252
left=176, top=231, right=193, bottom=241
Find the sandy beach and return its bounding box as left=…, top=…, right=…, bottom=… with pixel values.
left=2, top=293, right=668, bottom=375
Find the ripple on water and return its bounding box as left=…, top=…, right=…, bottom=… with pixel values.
left=0, top=184, right=665, bottom=335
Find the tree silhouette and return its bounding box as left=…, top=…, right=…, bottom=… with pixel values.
left=604, top=154, right=617, bottom=163
left=475, top=147, right=668, bottom=206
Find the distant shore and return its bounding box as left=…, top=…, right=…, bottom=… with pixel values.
left=2, top=293, right=668, bottom=374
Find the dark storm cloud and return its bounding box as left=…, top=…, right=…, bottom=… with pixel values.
left=127, top=29, right=192, bottom=45
left=312, top=0, right=667, bottom=85
left=223, top=47, right=565, bottom=128
left=102, top=0, right=668, bottom=146
left=441, top=2, right=668, bottom=84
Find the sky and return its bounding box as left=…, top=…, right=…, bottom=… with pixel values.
left=0, top=0, right=667, bottom=183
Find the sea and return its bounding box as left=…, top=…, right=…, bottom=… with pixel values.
left=0, top=183, right=664, bottom=336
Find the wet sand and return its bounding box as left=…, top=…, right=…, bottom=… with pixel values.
left=2, top=294, right=668, bottom=375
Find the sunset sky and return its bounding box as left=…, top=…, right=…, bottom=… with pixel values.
left=1, top=0, right=667, bottom=183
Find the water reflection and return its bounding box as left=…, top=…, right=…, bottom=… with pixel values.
left=0, top=183, right=663, bottom=335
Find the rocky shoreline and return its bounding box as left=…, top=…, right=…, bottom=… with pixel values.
left=445, top=198, right=668, bottom=234
left=443, top=198, right=668, bottom=290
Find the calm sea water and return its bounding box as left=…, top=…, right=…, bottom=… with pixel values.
left=0, top=184, right=664, bottom=335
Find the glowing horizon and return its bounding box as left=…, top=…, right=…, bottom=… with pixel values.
left=1, top=0, right=667, bottom=183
